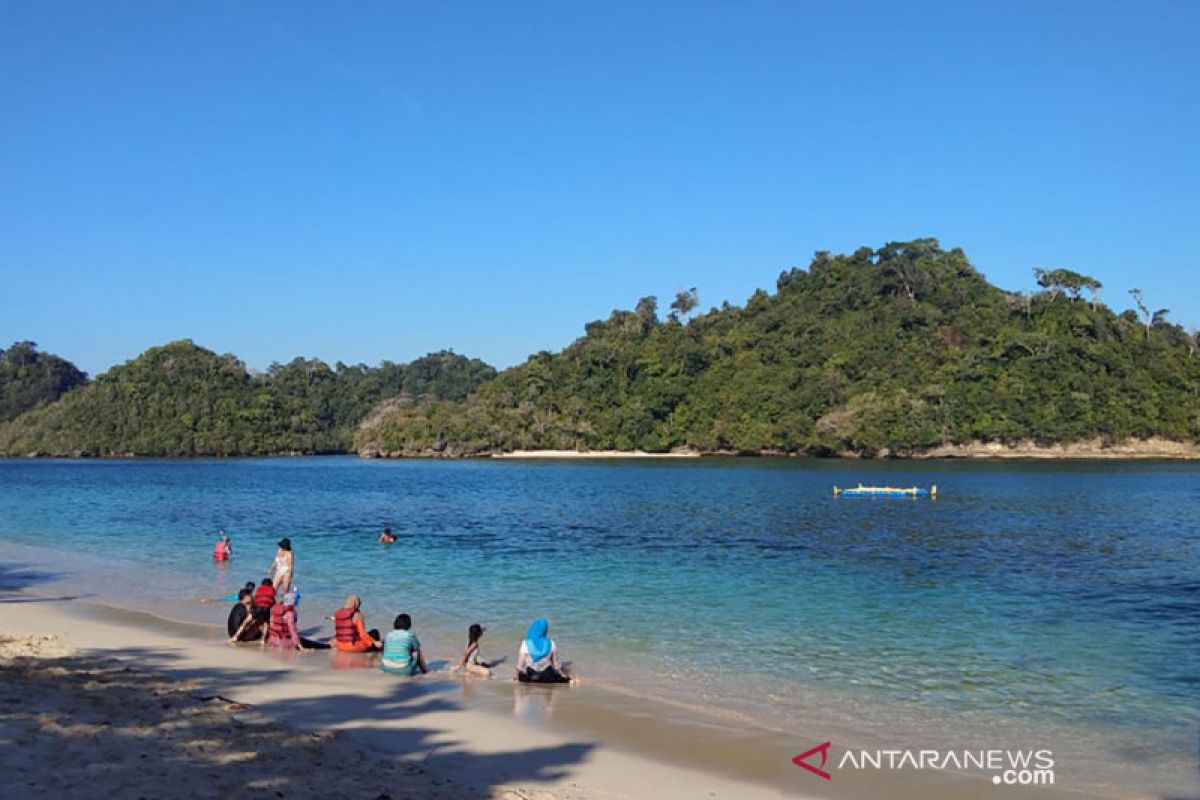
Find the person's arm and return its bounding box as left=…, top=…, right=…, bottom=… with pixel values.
left=550, top=643, right=571, bottom=678
left=229, top=612, right=253, bottom=643
left=460, top=641, right=477, bottom=668
left=352, top=614, right=372, bottom=645
left=415, top=648, right=428, bottom=674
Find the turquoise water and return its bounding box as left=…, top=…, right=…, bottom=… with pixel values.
left=1, top=457, right=1197, bottom=791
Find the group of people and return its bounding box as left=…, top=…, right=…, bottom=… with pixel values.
left=215, top=531, right=574, bottom=683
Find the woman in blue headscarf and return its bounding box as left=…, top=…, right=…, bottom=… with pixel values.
left=515, top=617, right=573, bottom=683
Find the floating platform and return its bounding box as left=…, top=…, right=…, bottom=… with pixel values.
left=834, top=484, right=937, bottom=498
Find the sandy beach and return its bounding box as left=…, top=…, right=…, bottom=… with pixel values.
left=0, top=585, right=1121, bottom=800
left=0, top=596, right=788, bottom=800
left=490, top=450, right=700, bottom=459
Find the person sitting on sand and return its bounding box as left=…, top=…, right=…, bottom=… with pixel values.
left=213, top=531, right=232, bottom=562
left=515, top=618, right=572, bottom=683
left=453, top=623, right=492, bottom=677
left=381, top=613, right=427, bottom=676
left=227, top=588, right=264, bottom=643
left=265, top=592, right=329, bottom=651
left=331, top=595, right=381, bottom=653
left=270, top=538, right=294, bottom=596
left=378, top=527, right=397, bottom=544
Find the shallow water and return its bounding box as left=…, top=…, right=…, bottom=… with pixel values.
left=1, top=456, right=1197, bottom=794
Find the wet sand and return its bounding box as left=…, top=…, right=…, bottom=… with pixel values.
left=0, top=589, right=1119, bottom=799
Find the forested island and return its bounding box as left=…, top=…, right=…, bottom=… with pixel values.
left=0, top=342, right=495, bottom=456
left=3, top=240, right=1198, bottom=459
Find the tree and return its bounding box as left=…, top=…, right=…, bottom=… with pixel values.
left=669, top=288, right=699, bottom=322
left=1035, top=268, right=1102, bottom=306
left=1129, top=288, right=1151, bottom=339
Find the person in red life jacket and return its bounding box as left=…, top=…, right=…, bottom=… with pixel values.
left=264, top=591, right=329, bottom=651
left=250, top=577, right=276, bottom=635
left=331, top=594, right=381, bottom=653
left=213, top=531, right=232, bottom=561
left=266, top=592, right=303, bottom=650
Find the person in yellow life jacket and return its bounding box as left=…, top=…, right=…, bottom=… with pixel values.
left=331, top=594, right=381, bottom=653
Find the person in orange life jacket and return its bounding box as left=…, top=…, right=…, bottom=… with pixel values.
left=331, top=595, right=381, bottom=653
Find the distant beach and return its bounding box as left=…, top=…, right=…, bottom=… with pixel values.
left=491, top=449, right=700, bottom=459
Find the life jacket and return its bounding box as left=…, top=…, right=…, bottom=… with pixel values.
left=269, top=603, right=291, bottom=641
left=333, top=607, right=358, bottom=643
left=213, top=541, right=229, bottom=560
left=253, top=585, right=276, bottom=608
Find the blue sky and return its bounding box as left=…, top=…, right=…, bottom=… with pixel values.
left=1, top=1, right=1196, bottom=376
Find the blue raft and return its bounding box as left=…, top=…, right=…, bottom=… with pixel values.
left=834, top=484, right=937, bottom=498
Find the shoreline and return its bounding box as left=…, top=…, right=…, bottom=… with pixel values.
left=9, top=437, right=1200, bottom=461
left=0, top=590, right=1105, bottom=800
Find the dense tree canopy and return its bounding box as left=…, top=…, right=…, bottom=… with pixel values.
left=356, top=239, right=1200, bottom=456
left=0, top=342, right=88, bottom=423
left=0, top=342, right=495, bottom=456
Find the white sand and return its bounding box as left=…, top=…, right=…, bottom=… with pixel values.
left=0, top=599, right=791, bottom=800
left=491, top=450, right=699, bottom=459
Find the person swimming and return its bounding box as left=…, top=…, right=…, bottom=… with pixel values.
left=454, top=623, right=492, bottom=677
left=515, top=618, right=573, bottom=683
left=378, top=527, right=397, bottom=544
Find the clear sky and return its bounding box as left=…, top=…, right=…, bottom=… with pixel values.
left=2, top=1, right=1197, bottom=377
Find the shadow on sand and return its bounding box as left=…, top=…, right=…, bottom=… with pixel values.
left=0, top=561, right=88, bottom=603
left=0, top=640, right=594, bottom=798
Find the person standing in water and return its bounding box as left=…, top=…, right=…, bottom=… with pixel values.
left=213, top=531, right=232, bottom=562
left=270, top=538, right=294, bottom=596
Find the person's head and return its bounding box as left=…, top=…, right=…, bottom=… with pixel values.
left=237, top=588, right=252, bottom=603
left=526, top=618, right=549, bottom=641
left=468, top=623, right=485, bottom=645
left=343, top=594, right=360, bottom=611
left=383, top=527, right=392, bottom=536
left=261, top=577, right=273, bottom=587
left=243, top=581, right=255, bottom=592
left=393, top=613, right=412, bottom=630
left=278, top=538, right=292, bottom=551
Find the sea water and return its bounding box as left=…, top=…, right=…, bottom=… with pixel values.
left=0, top=456, right=1196, bottom=795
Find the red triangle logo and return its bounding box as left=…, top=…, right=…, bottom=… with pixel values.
left=793, top=741, right=832, bottom=780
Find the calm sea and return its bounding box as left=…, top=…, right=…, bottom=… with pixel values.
left=1, top=457, right=1197, bottom=793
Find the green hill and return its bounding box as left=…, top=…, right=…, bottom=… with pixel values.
left=0, top=342, right=88, bottom=423
left=355, top=239, right=1200, bottom=457
left=0, top=341, right=495, bottom=456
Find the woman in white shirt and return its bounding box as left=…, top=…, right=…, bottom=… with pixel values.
left=515, top=617, right=573, bottom=683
